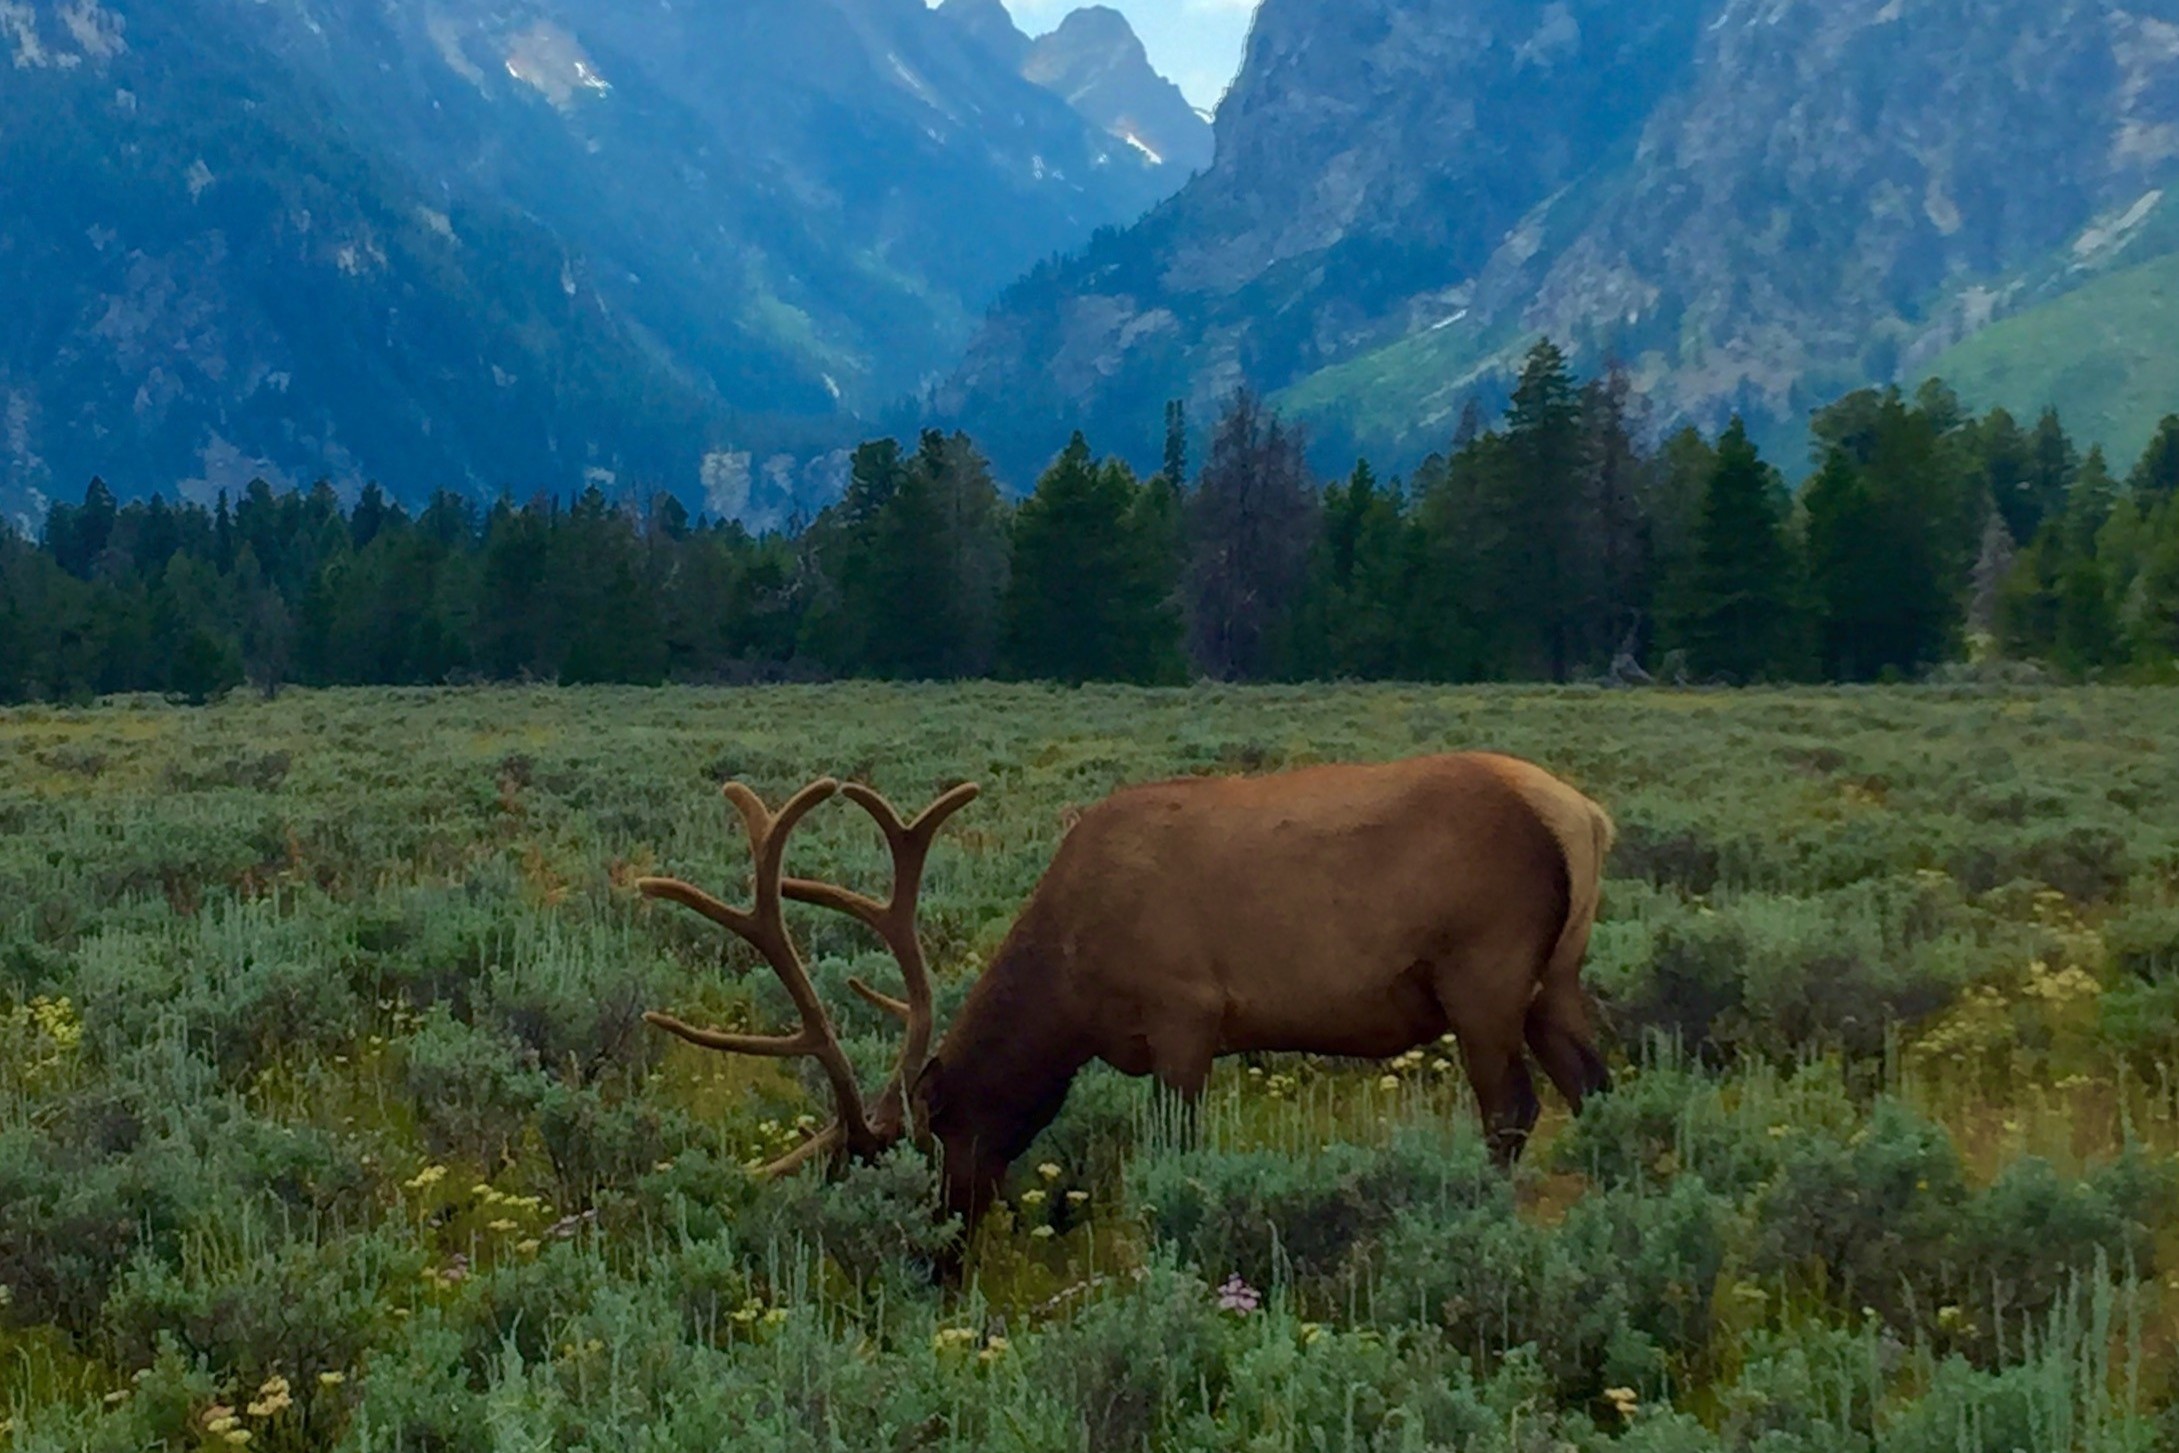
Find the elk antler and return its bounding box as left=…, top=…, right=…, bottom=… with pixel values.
left=783, top=781, right=981, bottom=1148
left=638, top=777, right=978, bottom=1177
left=639, top=779, right=878, bottom=1176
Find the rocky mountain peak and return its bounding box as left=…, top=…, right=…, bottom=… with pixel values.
left=936, top=0, right=1031, bottom=66
left=1022, top=5, right=1214, bottom=173
left=939, top=2, right=1215, bottom=176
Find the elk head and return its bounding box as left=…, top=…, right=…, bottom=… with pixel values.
left=636, top=777, right=983, bottom=1244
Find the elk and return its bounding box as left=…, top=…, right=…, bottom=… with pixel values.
left=638, top=752, right=1616, bottom=1252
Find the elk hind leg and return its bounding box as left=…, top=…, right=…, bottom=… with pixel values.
left=1463, top=1034, right=1540, bottom=1168
left=1432, top=955, right=1544, bottom=1167
left=1438, top=1004, right=1540, bottom=1166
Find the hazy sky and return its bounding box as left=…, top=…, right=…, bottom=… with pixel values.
left=1004, top=1, right=1260, bottom=111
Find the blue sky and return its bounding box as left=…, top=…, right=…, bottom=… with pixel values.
left=1003, top=1, right=1260, bottom=111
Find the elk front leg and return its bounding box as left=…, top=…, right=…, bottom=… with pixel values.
left=1148, top=1021, right=1217, bottom=1150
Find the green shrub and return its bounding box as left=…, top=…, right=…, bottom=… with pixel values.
left=1128, top=1126, right=1504, bottom=1291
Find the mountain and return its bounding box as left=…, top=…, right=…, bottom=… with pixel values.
left=940, top=0, right=1035, bottom=68
left=941, top=3, right=1215, bottom=176
left=939, top=0, right=2179, bottom=481
left=0, top=0, right=1177, bottom=533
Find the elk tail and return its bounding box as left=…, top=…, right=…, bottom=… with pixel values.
left=1526, top=781, right=1616, bottom=1103
left=1548, top=794, right=1614, bottom=984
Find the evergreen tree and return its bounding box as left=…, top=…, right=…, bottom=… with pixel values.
left=2129, top=495, right=2179, bottom=671
left=2027, top=408, right=2079, bottom=529
left=350, top=483, right=396, bottom=551
left=920, top=431, right=1010, bottom=678
left=858, top=438, right=959, bottom=680
left=1804, top=388, right=1975, bottom=678
left=1973, top=407, right=2040, bottom=545
left=1496, top=340, right=1589, bottom=680
left=1647, top=426, right=1717, bottom=666
left=1407, top=432, right=1503, bottom=682
left=2050, top=449, right=2131, bottom=675
left=1579, top=363, right=1653, bottom=668
left=468, top=498, right=540, bottom=678
left=2003, top=447, right=2125, bottom=674
left=1803, top=449, right=1887, bottom=679
left=45, top=477, right=118, bottom=580
left=1678, top=419, right=1803, bottom=683
left=1003, top=435, right=1180, bottom=684
left=1161, top=399, right=1189, bottom=489
left=2130, top=415, right=2179, bottom=503
left=1292, top=460, right=1412, bottom=679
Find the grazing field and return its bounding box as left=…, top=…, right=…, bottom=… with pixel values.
left=4, top=684, right=2179, bottom=1451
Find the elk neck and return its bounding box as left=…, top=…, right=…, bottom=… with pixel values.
left=933, top=923, right=1094, bottom=1162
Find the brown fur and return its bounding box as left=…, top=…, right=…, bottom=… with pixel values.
left=914, top=752, right=1618, bottom=1233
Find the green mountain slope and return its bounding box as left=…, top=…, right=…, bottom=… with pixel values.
left=1930, top=251, right=2179, bottom=470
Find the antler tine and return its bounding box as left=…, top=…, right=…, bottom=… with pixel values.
left=726, top=779, right=841, bottom=930
left=639, top=777, right=880, bottom=1173
left=781, top=780, right=980, bottom=1145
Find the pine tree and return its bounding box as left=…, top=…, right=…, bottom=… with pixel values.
left=920, top=430, right=1010, bottom=679
left=859, top=437, right=958, bottom=680
left=2130, top=415, right=2179, bottom=503
left=2026, top=408, right=2079, bottom=531
left=2005, top=447, right=2126, bottom=675
left=1678, top=419, right=1803, bottom=683
left=1579, top=363, right=1653, bottom=667
left=1647, top=426, right=1717, bottom=665
left=1973, top=407, right=2043, bottom=545
left=1310, top=460, right=1412, bottom=679
left=1497, top=340, right=1588, bottom=680
left=2129, top=495, right=2179, bottom=671
left=1004, top=434, right=1180, bottom=684
left=1804, top=389, right=1976, bottom=678
left=1804, top=449, right=1887, bottom=679
left=1407, top=431, right=1504, bottom=682
left=1162, top=399, right=1189, bottom=489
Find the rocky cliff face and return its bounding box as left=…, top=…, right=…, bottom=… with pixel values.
left=941, top=2, right=1214, bottom=176
left=0, top=0, right=1175, bottom=529
left=941, top=0, right=2179, bottom=479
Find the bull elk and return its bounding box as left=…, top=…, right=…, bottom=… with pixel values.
left=638, top=753, right=1616, bottom=1251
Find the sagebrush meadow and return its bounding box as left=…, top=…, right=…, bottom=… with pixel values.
left=3, top=683, right=2178, bottom=1450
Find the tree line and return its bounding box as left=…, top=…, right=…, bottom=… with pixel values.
left=3, top=341, right=2176, bottom=703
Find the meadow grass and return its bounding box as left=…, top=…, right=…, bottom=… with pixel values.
left=2, top=683, right=2177, bottom=1450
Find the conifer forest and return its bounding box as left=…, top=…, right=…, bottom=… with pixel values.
left=8, top=348, right=2179, bottom=705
